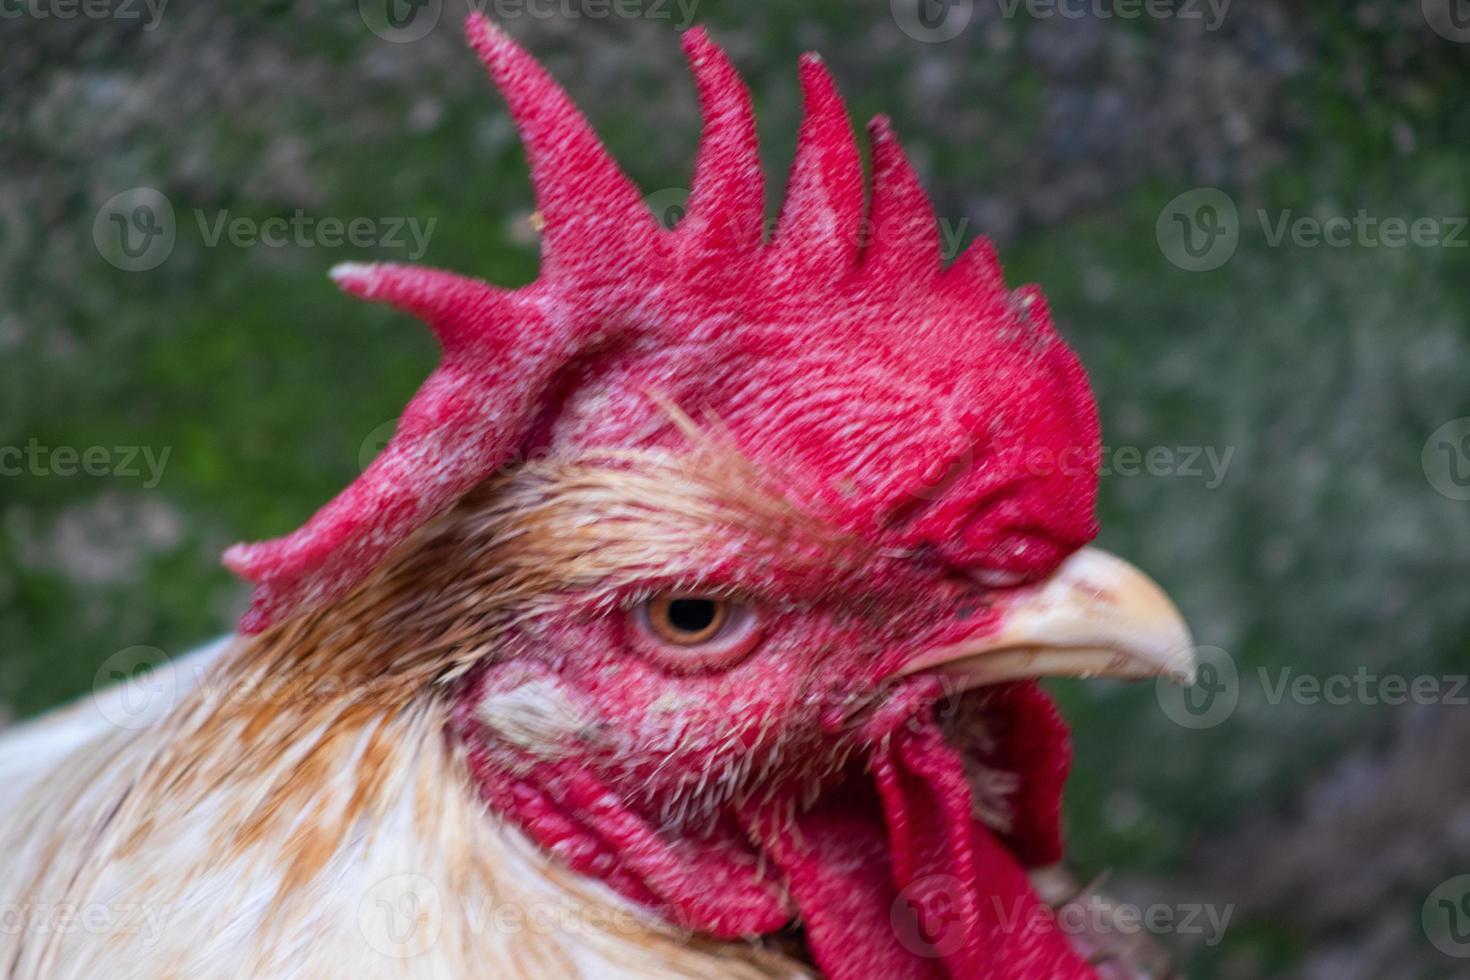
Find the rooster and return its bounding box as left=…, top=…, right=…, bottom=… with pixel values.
left=0, top=16, right=1194, bottom=980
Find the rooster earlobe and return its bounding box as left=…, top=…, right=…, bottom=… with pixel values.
left=767, top=54, right=863, bottom=283
left=679, top=28, right=765, bottom=255
left=465, top=14, right=659, bottom=283
left=862, top=117, right=941, bottom=282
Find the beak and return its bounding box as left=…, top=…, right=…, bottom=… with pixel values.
left=900, top=547, right=1196, bottom=689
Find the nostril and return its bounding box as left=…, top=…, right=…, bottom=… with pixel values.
left=968, top=567, right=1031, bottom=589
left=936, top=524, right=1075, bottom=586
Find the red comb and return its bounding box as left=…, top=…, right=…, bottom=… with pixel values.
left=225, top=15, right=1098, bottom=633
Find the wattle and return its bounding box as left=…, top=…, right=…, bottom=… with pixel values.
left=458, top=679, right=1095, bottom=979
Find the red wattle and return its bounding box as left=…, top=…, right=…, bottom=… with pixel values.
left=731, top=708, right=1093, bottom=979
left=461, top=674, right=1095, bottom=977
left=876, top=723, right=1095, bottom=979
left=742, top=787, right=943, bottom=980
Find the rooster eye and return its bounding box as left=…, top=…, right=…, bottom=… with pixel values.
left=648, top=597, right=726, bottom=645
left=631, top=594, right=762, bottom=669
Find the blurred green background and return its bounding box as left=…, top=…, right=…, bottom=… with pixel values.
left=3, top=0, right=1469, bottom=976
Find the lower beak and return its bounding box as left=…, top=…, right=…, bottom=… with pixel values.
left=900, top=546, right=1196, bottom=689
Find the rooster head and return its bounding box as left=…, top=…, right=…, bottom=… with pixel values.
left=224, top=15, right=1194, bottom=979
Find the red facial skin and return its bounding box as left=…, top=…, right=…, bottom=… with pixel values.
left=449, top=535, right=1085, bottom=977
left=230, top=16, right=1103, bottom=978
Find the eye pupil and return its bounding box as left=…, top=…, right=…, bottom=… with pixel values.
left=667, top=598, right=718, bottom=634
left=635, top=594, right=759, bottom=664
left=645, top=595, right=730, bottom=646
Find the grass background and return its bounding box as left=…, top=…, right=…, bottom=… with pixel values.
left=3, top=1, right=1469, bottom=975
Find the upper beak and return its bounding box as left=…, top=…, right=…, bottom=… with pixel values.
left=900, top=546, right=1196, bottom=689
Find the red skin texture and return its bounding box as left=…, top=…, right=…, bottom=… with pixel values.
left=231, top=16, right=1102, bottom=978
